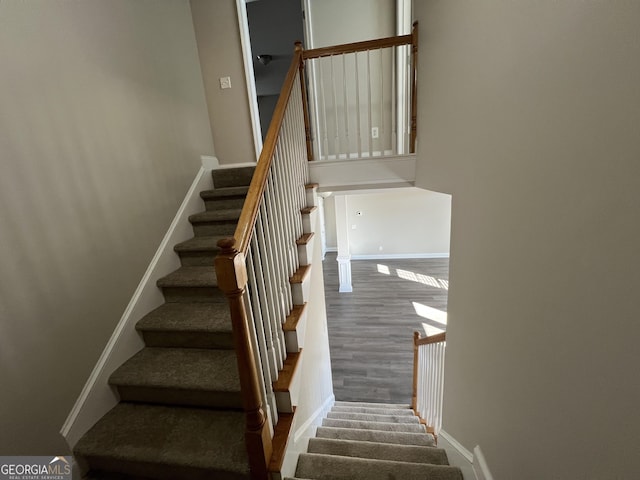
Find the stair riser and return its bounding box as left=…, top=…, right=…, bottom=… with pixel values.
left=316, top=427, right=435, bottom=447
left=322, top=418, right=426, bottom=433
left=80, top=457, right=249, bottom=480
left=327, top=412, right=420, bottom=424
left=212, top=167, right=255, bottom=189
left=331, top=406, right=415, bottom=416
left=296, top=454, right=463, bottom=480
left=307, top=438, right=449, bottom=465
left=177, top=251, right=217, bottom=267
left=115, top=386, right=243, bottom=410
left=192, top=222, right=237, bottom=237
left=161, top=287, right=227, bottom=303
left=139, top=331, right=234, bottom=350
left=204, top=197, right=246, bottom=211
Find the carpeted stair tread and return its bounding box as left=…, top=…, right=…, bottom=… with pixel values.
left=135, top=303, right=232, bottom=349
left=322, top=418, right=425, bottom=433
left=307, top=438, right=449, bottom=465
left=74, top=403, right=249, bottom=479
left=109, top=347, right=240, bottom=393
left=174, top=235, right=226, bottom=253
left=330, top=405, right=415, bottom=416
left=334, top=401, right=410, bottom=409
left=189, top=209, right=242, bottom=224
left=316, top=427, right=435, bottom=447
left=295, top=453, right=463, bottom=480
left=200, top=186, right=249, bottom=199
left=156, top=266, right=218, bottom=288
left=327, top=411, right=420, bottom=424
left=212, top=166, right=255, bottom=188
left=136, top=303, right=231, bottom=334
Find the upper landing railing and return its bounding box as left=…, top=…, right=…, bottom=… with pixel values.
left=303, top=22, right=419, bottom=160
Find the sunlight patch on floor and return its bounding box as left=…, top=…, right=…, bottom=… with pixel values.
left=396, top=268, right=448, bottom=290
left=377, top=264, right=391, bottom=275
left=422, top=322, right=445, bottom=336
left=413, top=301, right=447, bottom=325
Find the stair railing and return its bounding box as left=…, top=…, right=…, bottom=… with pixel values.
left=215, top=43, right=310, bottom=480
left=412, top=331, right=446, bottom=436
left=301, top=22, right=418, bottom=161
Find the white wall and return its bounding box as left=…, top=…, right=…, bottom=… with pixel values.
left=281, top=208, right=334, bottom=477
left=0, top=0, right=214, bottom=454
left=190, top=0, right=256, bottom=165
left=414, top=1, right=640, bottom=478
left=323, top=189, right=451, bottom=257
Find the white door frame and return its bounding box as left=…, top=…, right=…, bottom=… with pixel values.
left=235, top=0, right=263, bottom=160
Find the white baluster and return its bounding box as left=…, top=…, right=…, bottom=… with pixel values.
left=245, top=248, right=278, bottom=428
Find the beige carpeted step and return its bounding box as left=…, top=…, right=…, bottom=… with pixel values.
left=200, top=186, right=249, bottom=210
left=296, top=453, right=463, bottom=480
left=334, top=401, right=410, bottom=409
left=135, top=302, right=233, bottom=349
left=211, top=166, right=255, bottom=189
left=326, top=411, right=420, bottom=424
left=307, top=437, right=449, bottom=465
left=316, top=426, right=435, bottom=447
left=74, top=403, right=250, bottom=480
left=174, top=235, right=226, bottom=266
left=188, top=209, right=242, bottom=236
left=322, top=417, right=426, bottom=433
left=156, top=266, right=223, bottom=303
left=330, top=405, right=416, bottom=416
left=109, top=347, right=241, bottom=409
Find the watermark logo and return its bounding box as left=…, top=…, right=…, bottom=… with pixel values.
left=0, top=456, right=72, bottom=480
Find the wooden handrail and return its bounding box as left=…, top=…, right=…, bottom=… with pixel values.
left=297, top=42, right=314, bottom=161
left=232, top=48, right=305, bottom=255
left=303, top=34, right=413, bottom=60
left=416, top=331, right=446, bottom=346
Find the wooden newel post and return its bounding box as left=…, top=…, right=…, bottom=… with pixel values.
left=409, top=21, right=419, bottom=154
left=215, top=237, right=272, bottom=480
left=295, top=41, right=314, bottom=161
left=412, top=331, right=419, bottom=411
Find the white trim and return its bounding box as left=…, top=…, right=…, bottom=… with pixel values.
left=235, top=0, right=263, bottom=160
left=352, top=253, right=449, bottom=260
left=213, top=160, right=258, bottom=169
left=440, top=430, right=474, bottom=463
left=325, top=247, right=338, bottom=253
left=60, top=157, right=218, bottom=447
left=294, top=394, right=335, bottom=442
left=473, top=446, right=495, bottom=480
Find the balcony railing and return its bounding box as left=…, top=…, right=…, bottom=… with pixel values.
left=302, top=23, right=418, bottom=160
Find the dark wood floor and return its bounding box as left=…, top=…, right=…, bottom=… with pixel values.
left=322, top=253, right=449, bottom=405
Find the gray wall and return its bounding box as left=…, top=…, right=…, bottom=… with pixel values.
left=0, top=0, right=214, bottom=454
left=324, top=189, right=451, bottom=256
left=191, top=0, right=256, bottom=164
left=414, top=1, right=640, bottom=478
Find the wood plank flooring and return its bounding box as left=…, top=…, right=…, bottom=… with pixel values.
left=322, top=253, right=449, bottom=405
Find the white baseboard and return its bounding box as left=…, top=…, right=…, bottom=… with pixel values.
left=60, top=157, right=218, bottom=448
left=439, top=430, right=494, bottom=480
left=440, top=430, right=474, bottom=463
left=294, top=394, right=335, bottom=443
left=472, top=445, right=494, bottom=480
left=325, top=247, right=338, bottom=253
left=351, top=253, right=450, bottom=260
left=279, top=394, right=335, bottom=479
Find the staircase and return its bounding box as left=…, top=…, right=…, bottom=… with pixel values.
left=74, top=167, right=256, bottom=479
left=289, top=401, right=463, bottom=480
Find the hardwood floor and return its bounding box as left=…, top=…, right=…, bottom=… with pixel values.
left=322, top=253, right=449, bottom=405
